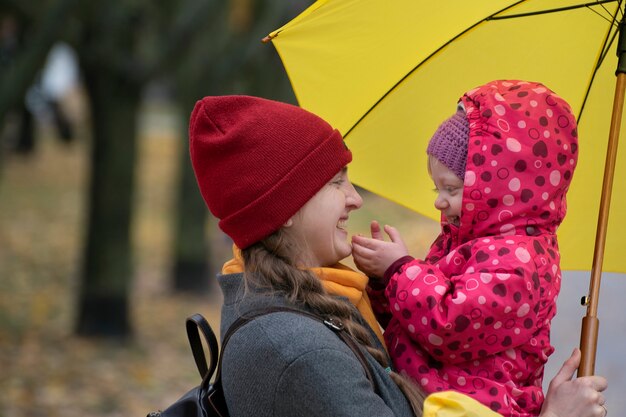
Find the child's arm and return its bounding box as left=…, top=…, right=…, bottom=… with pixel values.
left=352, top=221, right=410, bottom=278
left=386, top=236, right=555, bottom=364
left=353, top=221, right=412, bottom=328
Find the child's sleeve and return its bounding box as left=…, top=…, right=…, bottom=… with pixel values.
left=385, top=236, right=557, bottom=363
left=367, top=256, right=415, bottom=328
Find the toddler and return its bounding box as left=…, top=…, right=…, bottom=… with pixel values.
left=352, top=79, right=579, bottom=417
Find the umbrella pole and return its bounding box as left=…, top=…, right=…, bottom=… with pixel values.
left=579, top=17, right=626, bottom=376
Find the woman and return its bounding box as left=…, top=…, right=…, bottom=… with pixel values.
left=189, top=95, right=608, bottom=417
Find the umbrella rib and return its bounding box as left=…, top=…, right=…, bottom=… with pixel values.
left=618, top=0, right=625, bottom=19
left=343, top=1, right=529, bottom=138
left=342, top=0, right=621, bottom=138
left=598, top=0, right=623, bottom=21
left=599, top=17, right=621, bottom=65
left=593, top=1, right=620, bottom=24
left=578, top=1, right=622, bottom=122
left=486, top=0, right=618, bottom=21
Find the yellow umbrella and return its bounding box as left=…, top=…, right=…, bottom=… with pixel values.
left=266, top=0, right=625, bottom=375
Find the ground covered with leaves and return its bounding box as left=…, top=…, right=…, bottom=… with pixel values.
left=0, top=104, right=437, bottom=417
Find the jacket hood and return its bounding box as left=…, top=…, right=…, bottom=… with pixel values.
left=455, top=79, right=578, bottom=242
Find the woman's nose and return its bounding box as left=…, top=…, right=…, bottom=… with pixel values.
left=346, top=183, right=363, bottom=209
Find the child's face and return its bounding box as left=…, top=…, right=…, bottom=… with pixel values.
left=429, top=157, right=464, bottom=226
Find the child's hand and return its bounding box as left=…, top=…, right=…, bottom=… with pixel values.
left=351, top=221, right=409, bottom=278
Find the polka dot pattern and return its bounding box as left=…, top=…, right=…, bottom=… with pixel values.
left=379, top=80, right=576, bottom=417
left=461, top=81, right=577, bottom=242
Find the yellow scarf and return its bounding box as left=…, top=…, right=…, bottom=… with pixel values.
left=222, top=246, right=386, bottom=349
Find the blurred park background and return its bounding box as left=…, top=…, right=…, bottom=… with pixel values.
left=0, top=1, right=625, bottom=416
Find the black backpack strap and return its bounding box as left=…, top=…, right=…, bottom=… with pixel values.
left=186, top=313, right=219, bottom=379
left=212, top=306, right=376, bottom=388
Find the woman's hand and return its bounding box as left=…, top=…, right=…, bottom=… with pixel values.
left=352, top=221, right=409, bottom=278
left=540, top=348, right=608, bottom=417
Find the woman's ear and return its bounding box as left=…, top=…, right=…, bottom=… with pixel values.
left=283, top=217, right=294, bottom=228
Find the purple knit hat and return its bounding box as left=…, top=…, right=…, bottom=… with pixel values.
left=427, top=109, right=470, bottom=180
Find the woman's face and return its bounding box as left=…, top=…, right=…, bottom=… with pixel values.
left=288, top=167, right=363, bottom=267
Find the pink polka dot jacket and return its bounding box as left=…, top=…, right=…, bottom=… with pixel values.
left=369, top=80, right=578, bottom=417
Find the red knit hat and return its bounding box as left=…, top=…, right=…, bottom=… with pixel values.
left=189, top=95, right=352, bottom=249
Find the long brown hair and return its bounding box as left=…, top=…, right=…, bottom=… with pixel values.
left=241, top=229, right=426, bottom=416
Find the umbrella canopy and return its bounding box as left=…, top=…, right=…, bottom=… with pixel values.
left=266, top=0, right=625, bottom=274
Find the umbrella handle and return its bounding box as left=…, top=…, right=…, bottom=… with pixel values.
left=578, top=67, right=626, bottom=376
left=578, top=316, right=599, bottom=376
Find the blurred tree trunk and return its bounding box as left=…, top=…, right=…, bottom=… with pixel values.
left=76, top=67, right=140, bottom=337
left=170, top=101, right=212, bottom=293
left=72, top=1, right=142, bottom=338
left=169, top=2, right=228, bottom=295
left=165, top=0, right=229, bottom=294
left=74, top=0, right=221, bottom=337
left=169, top=0, right=306, bottom=294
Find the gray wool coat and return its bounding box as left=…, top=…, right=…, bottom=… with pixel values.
left=218, top=272, right=416, bottom=417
